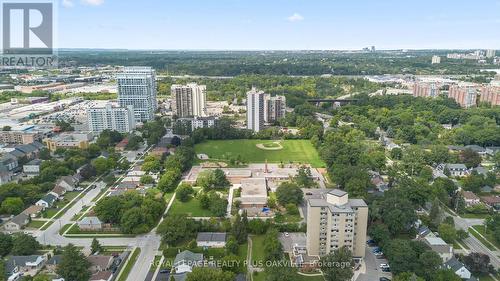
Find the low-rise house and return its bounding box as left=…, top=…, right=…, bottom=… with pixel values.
left=78, top=216, right=102, bottom=231
left=485, top=147, right=500, bottom=156
left=55, top=175, right=79, bottom=191
left=4, top=213, right=30, bottom=231
left=481, top=185, right=493, bottom=193
left=90, top=271, right=113, bottom=281
left=0, top=170, right=13, bottom=184
left=22, top=205, right=44, bottom=218
left=44, top=132, right=93, bottom=151
left=87, top=255, right=114, bottom=273
left=481, top=196, right=500, bottom=210
left=370, top=176, right=389, bottom=192
left=173, top=250, right=203, bottom=274
left=5, top=255, right=46, bottom=278
left=443, top=164, right=469, bottom=177
left=115, top=138, right=128, bottom=151
left=196, top=232, right=227, bottom=248
left=23, top=159, right=42, bottom=175
left=472, top=166, right=488, bottom=176
left=465, top=145, right=487, bottom=156
left=35, top=193, right=57, bottom=208
left=45, top=255, right=62, bottom=273
left=443, top=257, right=471, bottom=279
left=0, top=154, right=19, bottom=171
left=50, top=185, right=67, bottom=198
left=462, top=191, right=480, bottom=207
left=422, top=236, right=453, bottom=262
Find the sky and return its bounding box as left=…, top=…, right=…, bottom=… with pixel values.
left=56, top=0, right=500, bottom=50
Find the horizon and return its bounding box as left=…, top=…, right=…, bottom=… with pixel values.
left=55, top=0, right=500, bottom=50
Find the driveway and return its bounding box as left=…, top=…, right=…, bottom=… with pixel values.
left=356, top=241, right=392, bottom=281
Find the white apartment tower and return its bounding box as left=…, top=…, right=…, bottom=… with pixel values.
left=306, top=189, right=368, bottom=258
left=486, top=49, right=496, bottom=58
left=264, top=95, right=286, bottom=123
left=117, top=67, right=157, bottom=122
left=431, top=55, right=441, bottom=64
left=171, top=83, right=207, bottom=117
left=87, top=103, right=136, bottom=133
left=246, top=87, right=265, bottom=132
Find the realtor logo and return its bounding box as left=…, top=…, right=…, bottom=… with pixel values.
left=1, top=1, right=57, bottom=68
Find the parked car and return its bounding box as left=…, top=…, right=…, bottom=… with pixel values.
left=380, top=278, right=391, bottom=281
left=379, top=264, right=389, bottom=268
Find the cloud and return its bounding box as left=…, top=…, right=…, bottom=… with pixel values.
left=62, top=0, right=74, bottom=8
left=287, top=13, right=304, bottom=22
left=81, top=0, right=104, bottom=6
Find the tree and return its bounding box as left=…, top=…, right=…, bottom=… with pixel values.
left=264, top=264, right=297, bottom=281
left=393, top=273, right=424, bottom=281
left=463, top=252, right=493, bottom=275
left=220, top=254, right=245, bottom=274
left=225, top=236, right=239, bottom=255
left=0, top=233, right=13, bottom=257
left=157, top=169, right=181, bottom=192
left=460, top=148, right=482, bottom=168
left=177, top=183, right=194, bottom=202
left=320, top=246, right=353, bottom=281
left=1, top=197, right=24, bottom=215
left=231, top=212, right=248, bottom=244
left=368, top=224, right=391, bottom=247
left=94, top=196, right=123, bottom=224
left=157, top=214, right=197, bottom=245
left=263, top=228, right=283, bottom=262
left=91, top=157, right=114, bottom=175
left=120, top=207, right=148, bottom=234
left=293, top=166, right=317, bottom=188
left=90, top=238, right=102, bottom=254
left=438, top=223, right=457, bottom=243
left=56, top=244, right=91, bottom=281
left=434, top=269, right=462, bottom=281
left=185, top=267, right=235, bottom=281
left=140, top=175, right=155, bottom=185
left=429, top=198, right=443, bottom=228
left=11, top=233, right=40, bottom=255
left=2, top=125, right=11, bottom=131
left=415, top=251, right=442, bottom=280
left=196, top=169, right=230, bottom=191
left=276, top=181, right=303, bottom=206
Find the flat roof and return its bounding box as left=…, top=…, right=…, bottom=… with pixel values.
left=241, top=178, right=267, bottom=197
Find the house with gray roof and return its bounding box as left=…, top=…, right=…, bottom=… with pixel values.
left=36, top=193, right=57, bottom=208
left=78, top=216, right=102, bottom=231
left=56, top=175, right=78, bottom=191
left=173, top=250, right=203, bottom=274
left=196, top=232, right=227, bottom=248
left=441, top=163, right=469, bottom=177
left=3, top=213, right=30, bottom=231
left=443, top=257, right=471, bottom=279
left=5, top=255, right=46, bottom=278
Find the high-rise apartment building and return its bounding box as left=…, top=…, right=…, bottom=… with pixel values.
left=306, top=189, right=368, bottom=258
left=448, top=85, right=478, bottom=108
left=413, top=82, right=441, bottom=98
left=264, top=95, right=286, bottom=123
left=117, top=67, right=157, bottom=122
left=480, top=86, right=500, bottom=106
left=246, top=87, right=265, bottom=132
left=486, top=49, right=496, bottom=58
left=171, top=83, right=207, bottom=117
left=87, top=103, right=136, bottom=133
left=431, top=55, right=441, bottom=64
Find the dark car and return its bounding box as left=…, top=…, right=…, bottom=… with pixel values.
left=159, top=269, right=170, bottom=274
left=380, top=278, right=391, bottom=281
left=382, top=267, right=391, bottom=272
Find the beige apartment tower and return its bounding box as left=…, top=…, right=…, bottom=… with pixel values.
left=306, top=189, right=368, bottom=258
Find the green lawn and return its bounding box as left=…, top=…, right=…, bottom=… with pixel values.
left=169, top=196, right=215, bottom=217
left=471, top=225, right=500, bottom=249
left=27, top=220, right=46, bottom=229
left=469, top=226, right=496, bottom=250
left=251, top=235, right=266, bottom=264
left=195, top=139, right=325, bottom=168
left=117, top=248, right=141, bottom=281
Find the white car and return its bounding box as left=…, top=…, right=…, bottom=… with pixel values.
left=284, top=232, right=289, bottom=237
left=379, top=263, right=389, bottom=268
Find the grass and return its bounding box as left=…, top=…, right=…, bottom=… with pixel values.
left=471, top=225, right=500, bottom=249
left=27, top=220, right=46, bottom=229
left=254, top=272, right=324, bottom=281
left=251, top=235, right=266, bottom=264
left=117, top=248, right=141, bottom=281
left=39, top=220, right=54, bottom=230
left=461, top=213, right=490, bottom=219
left=64, top=224, right=125, bottom=235
left=469, top=226, right=496, bottom=251
left=168, top=190, right=217, bottom=217
left=194, top=139, right=325, bottom=168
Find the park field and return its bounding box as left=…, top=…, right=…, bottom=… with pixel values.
left=194, top=139, right=325, bottom=168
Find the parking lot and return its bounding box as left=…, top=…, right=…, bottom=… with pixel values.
left=356, top=239, right=392, bottom=281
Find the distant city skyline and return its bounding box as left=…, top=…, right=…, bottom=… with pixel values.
left=58, top=0, right=500, bottom=50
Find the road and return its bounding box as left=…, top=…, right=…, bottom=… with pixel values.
left=356, top=241, right=392, bottom=281
left=453, top=216, right=500, bottom=269
left=35, top=145, right=166, bottom=281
